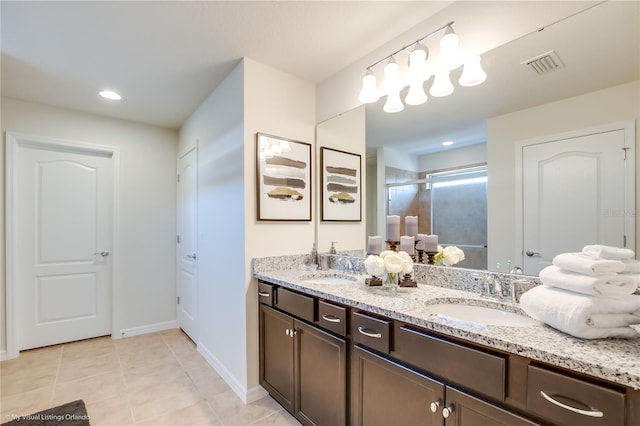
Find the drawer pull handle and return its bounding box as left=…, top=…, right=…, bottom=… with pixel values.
left=358, top=326, right=382, bottom=338
left=429, top=400, right=440, bottom=413
left=258, top=291, right=270, bottom=297
left=322, top=314, right=341, bottom=323
left=540, top=391, right=603, bottom=418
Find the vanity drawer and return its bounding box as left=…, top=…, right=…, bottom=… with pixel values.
left=352, top=312, right=391, bottom=354
left=275, top=288, right=315, bottom=323
left=394, top=324, right=506, bottom=401
left=257, top=282, right=275, bottom=306
left=526, top=365, right=625, bottom=426
left=318, top=300, right=347, bottom=336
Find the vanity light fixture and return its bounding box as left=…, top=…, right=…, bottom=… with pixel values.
left=358, top=22, right=487, bottom=112
left=99, top=90, right=121, bottom=101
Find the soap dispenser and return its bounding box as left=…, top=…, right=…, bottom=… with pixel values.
left=329, top=242, right=337, bottom=254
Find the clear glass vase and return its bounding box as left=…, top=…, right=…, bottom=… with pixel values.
left=381, top=272, right=399, bottom=292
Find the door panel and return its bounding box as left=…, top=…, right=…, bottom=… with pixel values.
left=38, top=161, right=97, bottom=263
left=14, top=138, right=113, bottom=351
left=177, top=147, right=198, bottom=340
left=522, top=129, right=629, bottom=274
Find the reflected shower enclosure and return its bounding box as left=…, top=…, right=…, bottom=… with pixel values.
left=386, top=165, right=487, bottom=269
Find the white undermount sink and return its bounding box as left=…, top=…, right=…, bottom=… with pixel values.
left=425, top=302, right=539, bottom=327
left=299, top=273, right=357, bottom=285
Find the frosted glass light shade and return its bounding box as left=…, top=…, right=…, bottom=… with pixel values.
left=459, top=56, right=487, bottom=87
left=407, top=44, right=428, bottom=81
left=381, top=57, right=401, bottom=96
left=405, top=81, right=427, bottom=106
left=358, top=71, right=380, bottom=103
left=384, top=90, right=404, bottom=113
left=439, top=26, right=462, bottom=71
left=430, top=71, right=454, bottom=97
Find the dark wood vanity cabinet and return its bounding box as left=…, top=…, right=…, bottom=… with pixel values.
left=258, top=285, right=347, bottom=426
left=351, top=345, right=445, bottom=425
left=258, top=280, right=639, bottom=426
left=351, top=344, right=540, bottom=426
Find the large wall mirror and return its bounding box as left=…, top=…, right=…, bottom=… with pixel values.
left=321, top=1, right=639, bottom=275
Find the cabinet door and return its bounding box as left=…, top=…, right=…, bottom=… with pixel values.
left=351, top=345, right=445, bottom=426
left=444, top=387, right=540, bottom=426
left=260, top=304, right=295, bottom=413
left=296, top=321, right=347, bottom=426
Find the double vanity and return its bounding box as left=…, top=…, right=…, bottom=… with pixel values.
left=253, top=254, right=640, bottom=426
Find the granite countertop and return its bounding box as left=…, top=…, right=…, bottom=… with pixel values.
left=253, top=264, right=640, bottom=390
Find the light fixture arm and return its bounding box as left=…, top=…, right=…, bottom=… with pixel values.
left=365, top=21, right=454, bottom=71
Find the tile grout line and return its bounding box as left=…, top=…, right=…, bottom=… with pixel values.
left=160, top=331, right=227, bottom=426
left=114, top=337, right=138, bottom=425
left=49, top=345, right=65, bottom=408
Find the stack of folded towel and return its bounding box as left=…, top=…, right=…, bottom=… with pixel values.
left=520, top=244, right=640, bottom=339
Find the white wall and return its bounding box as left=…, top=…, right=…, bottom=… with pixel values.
left=487, top=81, right=640, bottom=271
left=418, top=143, right=486, bottom=172
left=178, top=60, right=250, bottom=399
left=178, top=58, right=319, bottom=402
left=316, top=106, right=367, bottom=253
left=1, top=97, right=178, bottom=355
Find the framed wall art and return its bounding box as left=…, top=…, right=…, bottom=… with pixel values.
left=256, top=133, right=312, bottom=221
left=321, top=147, right=361, bottom=221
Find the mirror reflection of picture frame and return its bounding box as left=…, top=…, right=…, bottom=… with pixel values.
left=321, top=147, right=362, bottom=222
left=256, top=133, right=311, bottom=221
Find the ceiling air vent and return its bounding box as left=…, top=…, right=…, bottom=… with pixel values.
left=521, top=50, right=564, bottom=75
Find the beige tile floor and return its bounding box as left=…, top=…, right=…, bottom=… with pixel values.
left=0, top=329, right=300, bottom=426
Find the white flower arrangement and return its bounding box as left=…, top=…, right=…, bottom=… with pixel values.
left=364, top=250, right=414, bottom=278
left=434, top=245, right=465, bottom=266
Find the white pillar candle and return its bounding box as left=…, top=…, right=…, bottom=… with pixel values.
left=405, top=216, right=418, bottom=237
left=400, top=236, right=415, bottom=254
left=368, top=236, right=383, bottom=255
left=416, top=234, right=427, bottom=251
left=425, top=235, right=438, bottom=252
left=386, top=215, right=400, bottom=242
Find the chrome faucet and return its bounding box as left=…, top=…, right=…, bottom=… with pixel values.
left=481, top=273, right=511, bottom=300
left=336, top=257, right=354, bottom=274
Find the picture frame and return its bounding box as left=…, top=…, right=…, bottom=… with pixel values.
left=321, top=147, right=362, bottom=221
left=256, top=133, right=312, bottom=221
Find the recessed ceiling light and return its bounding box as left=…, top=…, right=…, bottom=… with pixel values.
left=99, top=90, right=121, bottom=101
left=442, top=141, right=454, bottom=146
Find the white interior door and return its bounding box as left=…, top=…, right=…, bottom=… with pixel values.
left=9, top=135, right=115, bottom=352
left=177, top=147, right=198, bottom=341
left=521, top=126, right=634, bottom=274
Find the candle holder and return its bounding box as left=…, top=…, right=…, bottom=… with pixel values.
left=416, top=249, right=425, bottom=264
left=399, top=272, right=417, bottom=287
left=425, top=251, right=438, bottom=265
left=386, top=241, right=399, bottom=251
left=365, top=276, right=382, bottom=287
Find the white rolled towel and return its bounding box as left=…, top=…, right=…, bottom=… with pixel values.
left=552, top=252, right=625, bottom=276
left=622, top=259, right=640, bottom=273
left=582, top=244, right=635, bottom=260
left=520, top=285, right=640, bottom=339
left=539, top=265, right=638, bottom=296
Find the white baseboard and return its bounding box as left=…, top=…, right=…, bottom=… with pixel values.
left=118, top=320, right=178, bottom=338
left=197, top=342, right=268, bottom=404
left=0, top=350, right=7, bottom=361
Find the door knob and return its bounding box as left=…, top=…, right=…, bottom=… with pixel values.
left=186, top=253, right=197, bottom=260
left=525, top=249, right=540, bottom=257
left=429, top=400, right=441, bottom=413
left=93, top=251, right=109, bottom=256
